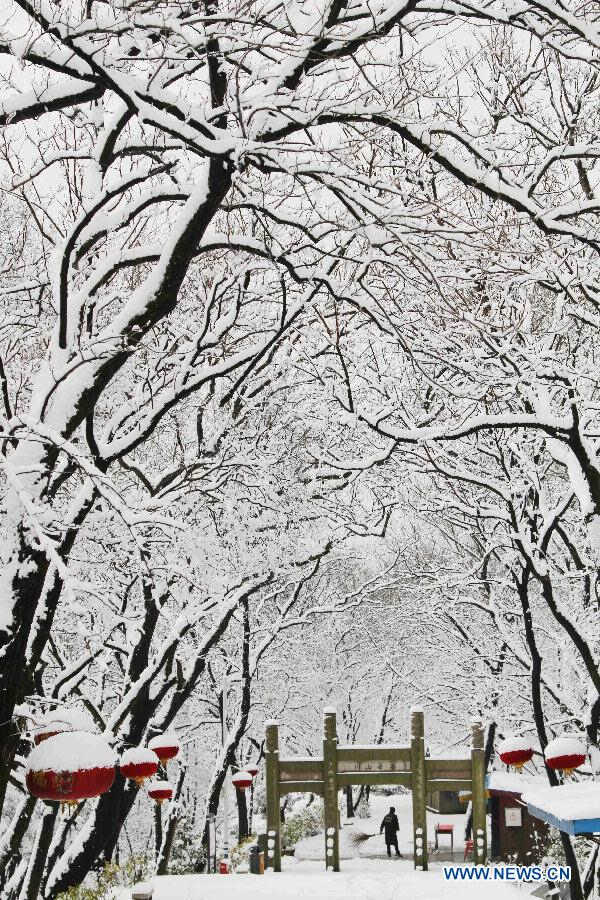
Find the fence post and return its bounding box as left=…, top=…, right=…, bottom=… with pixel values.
left=471, top=720, right=487, bottom=865
left=265, top=720, right=281, bottom=872
left=410, top=707, right=428, bottom=870
left=323, top=708, right=340, bottom=872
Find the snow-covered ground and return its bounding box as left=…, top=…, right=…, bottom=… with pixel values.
left=296, top=790, right=479, bottom=860
left=118, top=859, right=524, bottom=899
left=114, top=792, right=524, bottom=899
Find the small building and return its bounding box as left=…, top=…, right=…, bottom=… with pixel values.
left=487, top=772, right=550, bottom=864
left=427, top=789, right=464, bottom=814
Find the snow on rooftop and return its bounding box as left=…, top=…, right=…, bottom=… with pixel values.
left=27, top=731, right=116, bottom=773
left=523, top=784, right=600, bottom=821
left=264, top=720, right=279, bottom=728
left=323, top=707, right=337, bottom=714
left=486, top=771, right=543, bottom=795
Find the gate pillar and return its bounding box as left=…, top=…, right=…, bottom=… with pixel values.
left=410, top=707, right=428, bottom=870
left=265, top=720, right=281, bottom=871
left=323, top=708, right=340, bottom=871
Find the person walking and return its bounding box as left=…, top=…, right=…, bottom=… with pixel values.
left=380, top=806, right=402, bottom=857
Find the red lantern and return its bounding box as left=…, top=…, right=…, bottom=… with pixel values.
left=498, top=736, right=534, bottom=770
left=232, top=771, right=253, bottom=790
left=246, top=764, right=259, bottom=778
left=545, top=734, right=586, bottom=775
left=120, top=747, right=159, bottom=784
left=148, top=779, right=173, bottom=804
left=26, top=732, right=116, bottom=805
left=148, top=732, right=180, bottom=765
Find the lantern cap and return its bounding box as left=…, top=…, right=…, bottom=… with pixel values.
left=147, top=779, right=173, bottom=792
left=148, top=731, right=180, bottom=751
left=121, top=747, right=160, bottom=766
left=498, top=735, right=535, bottom=754
left=264, top=720, right=279, bottom=727
left=323, top=707, right=337, bottom=715
left=232, top=770, right=253, bottom=785
left=544, top=734, right=586, bottom=758
left=27, top=731, right=116, bottom=774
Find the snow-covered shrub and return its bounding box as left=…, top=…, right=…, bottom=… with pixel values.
left=55, top=855, right=149, bottom=899
left=282, top=800, right=324, bottom=847
left=357, top=794, right=371, bottom=819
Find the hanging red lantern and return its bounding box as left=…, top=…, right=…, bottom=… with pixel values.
left=232, top=771, right=253, bottom=790
left=497, top=736, right=534, bottom=770
left=148, top=732, right=180, bottom=765
left=26, top=732, right=116, bottom=805
left=120, top=747, right=160, bottom=785
left=148, top=779, right=173, bottom=804
left=33, top=707, right=96, bottom=745
left=246, top=764, right=260, bottom=778
left=545, top=734, right=587, bottom=775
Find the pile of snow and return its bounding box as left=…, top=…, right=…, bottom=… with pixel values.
left=523, top=784, right=600, bottom=820
left=27, top=732, right=116, bottom=773
left=486, top=771, right=541, bottom=795
left=34, top=706, right=96, bottom=737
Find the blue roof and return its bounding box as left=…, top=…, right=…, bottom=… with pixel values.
left=526, top=803, right=600, bottom=836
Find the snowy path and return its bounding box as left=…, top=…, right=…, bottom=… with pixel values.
left=128, top=859, right=524, bottom=899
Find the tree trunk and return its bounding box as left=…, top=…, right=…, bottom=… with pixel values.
left=345, top=786, right=353, bottom=818
left=19, top=802, right=58, bottom=900
left=0, top=795, right=37, bottom=893
left=236, top=787, right=249, bottom=843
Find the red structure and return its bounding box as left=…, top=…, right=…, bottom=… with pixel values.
left=27, top=767, right=115, bottom=804
left=148, top=780, right=173, bottom=803
left=487, top=775, right=549, bottom=863
left=120, top=747, right=159, bottom=784
left=498, top=736, right=534, bottom=770
left=544, top=735, right=586, bottom=775
left=148, top=733, right=180, bottom=765
left=232, top=771, right=253, bottom=790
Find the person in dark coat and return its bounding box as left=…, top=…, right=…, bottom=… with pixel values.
left=380, top=806, right=402, bottom=857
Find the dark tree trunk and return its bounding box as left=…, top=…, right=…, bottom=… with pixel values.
left=236, top=786, right=249, bottom=842
left=0, top=795, right=37, bottom=893
left=22, top=802, right=59, bottom=900
left=345, top=785, right=353, bottom=818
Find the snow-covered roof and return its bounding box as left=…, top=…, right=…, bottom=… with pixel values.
left=27, top=731, right=116, bottom=773
left=523, top=784, right=600, bottom=821
left=486, top=772, right=543, bottom=795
